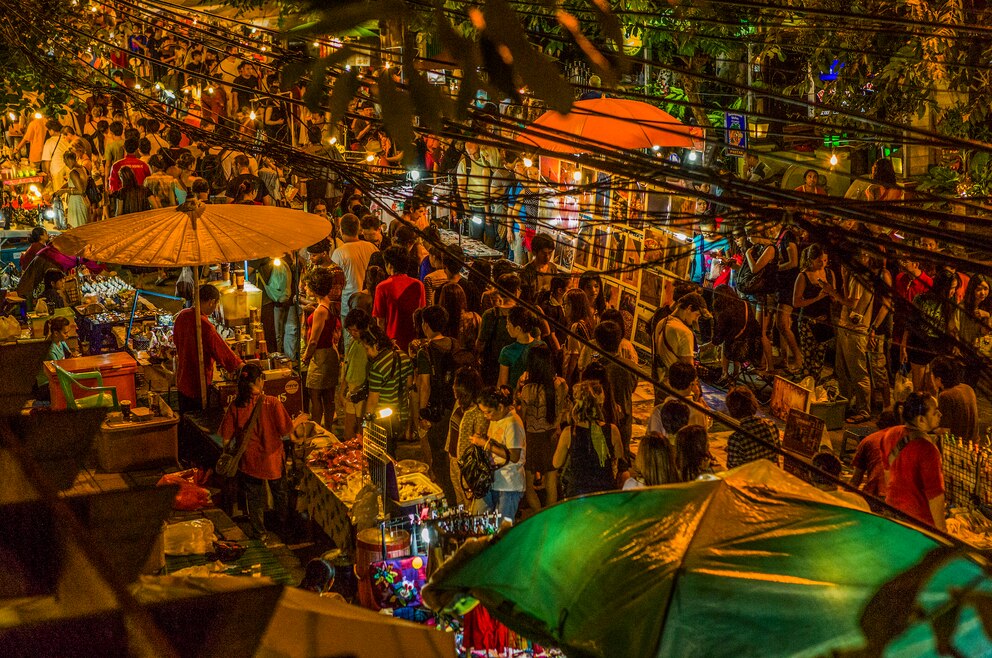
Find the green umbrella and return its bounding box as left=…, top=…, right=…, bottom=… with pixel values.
left=424, top=461, right=992, bottom=657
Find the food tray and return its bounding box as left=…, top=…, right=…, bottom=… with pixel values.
left=397, top=459, right=429, bottom=476
left=393, top=472, right=443, bottom=506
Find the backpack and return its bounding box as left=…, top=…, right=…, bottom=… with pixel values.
left=419, top=341, right=457, bottom=421
left=198, top=149, right=229, bottom=193
left=736, top=246, right=777, bottom=296
left=84, top=175, right=102, bottom=204
left=458, top=445, right=496, bottom=500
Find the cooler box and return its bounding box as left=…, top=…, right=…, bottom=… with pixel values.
left=95, top=395, right=179, bottom=472
left=809, top=395, right=849, bottom=431
left=45, top=352, right=138, bottom=410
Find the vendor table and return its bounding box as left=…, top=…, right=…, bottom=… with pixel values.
left=438, top=229, right=504, bottom=260
left=299, top=462, right=361, bottom=552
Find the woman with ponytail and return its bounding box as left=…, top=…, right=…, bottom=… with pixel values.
left=469, top=386, right=526, bottom=522
left=515, top=343, right=567, bottom=510
left=219, top=363, right=294, bottom=540
left=553, top=379, right=623, bottom=498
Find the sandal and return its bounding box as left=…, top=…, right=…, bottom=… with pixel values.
left=845, top=411, right=871, bottom=424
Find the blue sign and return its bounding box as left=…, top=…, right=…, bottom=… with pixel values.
left=725, top=112, right=748, bottom=157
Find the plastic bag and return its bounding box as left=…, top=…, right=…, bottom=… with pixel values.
left=163, top=519, right=216, bottom=555
left=158, top=469, right=212, bottom=511
left=894, top=365, right=913, bottom=403
left=0, top=316, right=20, bottom=341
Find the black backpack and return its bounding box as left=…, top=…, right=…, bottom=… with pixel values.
left=198, top=149, right=229, bottom=193
left=420, top=342, right=457, bottom=417
left=458, top=445, right=496, bottom=499
left=737, top=246, right=777, bottom=296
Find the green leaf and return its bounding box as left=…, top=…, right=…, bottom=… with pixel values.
left=280, top=58, right=312, bottom=92
left=289, top=1, right=402, bottom=38
left=858, top=547, right=959, bottom=656
left=930, top=603, right=963, bottom=657
left=482, top=0, right=573, bottom=113
left=326, top=69, right=359, bottom=127
left=376, top=72, right=416, bottom=167
left=402, top=33, right=450, bottom=133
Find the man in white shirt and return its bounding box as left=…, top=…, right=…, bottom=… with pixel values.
left=652, top=292, right=710, bottom=404
left=331, top=213, right=378, bottom=347
left=42, top=122, right=76, bottom=193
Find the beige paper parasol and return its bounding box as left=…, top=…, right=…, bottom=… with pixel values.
left=53, top=201, right=332, bottom=407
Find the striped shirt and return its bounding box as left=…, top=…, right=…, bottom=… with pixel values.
left=368, top=349, right=415, bottom=419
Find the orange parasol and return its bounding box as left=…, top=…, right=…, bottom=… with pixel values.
left=516, top=97, right=703, bottom=154
left=54, top=201, right=332, bottom=408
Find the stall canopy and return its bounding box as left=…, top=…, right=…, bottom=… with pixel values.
left=516, top=98, right=703, bottom=154
left=424, top=461, right=992, bottom=658
left=52, top=202, right=331, bottom=268
left=52, top=200, right=332, bottom=407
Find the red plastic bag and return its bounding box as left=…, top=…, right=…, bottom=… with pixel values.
left=157, top=469, right=213, bottom=511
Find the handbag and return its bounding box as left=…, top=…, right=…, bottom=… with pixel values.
left=737, top=246, right=777, bottom=296
left=215, top=398, right=264, bottom=477
left=458, top=444, right=496, bottom=499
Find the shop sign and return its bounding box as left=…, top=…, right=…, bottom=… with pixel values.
left=725, top=112, right=747, bottom=156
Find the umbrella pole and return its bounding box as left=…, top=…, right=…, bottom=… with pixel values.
left=194, top=277, right=207, bottom=410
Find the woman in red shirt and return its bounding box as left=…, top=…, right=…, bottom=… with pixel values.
left=220, top=363, right=293, bottom=540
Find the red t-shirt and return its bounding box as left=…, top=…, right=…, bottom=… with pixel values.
left=372, top=274, right=425, bottom=351
left=881, top=426, right=944, bottom=526
left=851, top=429, right=887, bottom=498
left=108, top=155, right=151, bottom=193
left=173, top=308, right=243, bottom=399
left=219, top=394, right=292, bottom=480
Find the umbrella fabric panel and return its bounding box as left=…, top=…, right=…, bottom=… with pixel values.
left=516, top=98, right=699, bottom=153
left=52, top=204, right=332, bottom=267
left=430, top=484, right=720, bottom=657
left=427, top=463, right=992, bottom=658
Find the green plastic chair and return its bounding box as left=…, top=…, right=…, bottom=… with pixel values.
left=54, top=365, right=120, bottom=410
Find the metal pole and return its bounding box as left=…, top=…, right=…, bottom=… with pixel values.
left=194, top=279, right=207, bottom=410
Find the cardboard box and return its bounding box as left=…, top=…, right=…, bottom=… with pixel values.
left=809, top=396, right=849, bottom=431
left=95, top=397, right=178, bottom=472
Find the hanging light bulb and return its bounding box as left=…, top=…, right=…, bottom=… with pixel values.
left=410, top=170, right=420, bottom=181
left=329, top=136, right=337, bottom=145
left=572, top=170, right=582, bottom=183
left=366, top=154, right=375, bottom=162
left=134, top=83, right=141, bottom=90
left=829, top=153, right=839, bottom=166
left=523, top=158, right=533, bottom=168
left=249, top=110, right=257, bottom=120
left=206, top=86, right=214, bottom=94
left=33, top=112, right=42, bottom=119
left=384, top=61, right=391, bottom=70
left=8, top=112, right=15, bottom=121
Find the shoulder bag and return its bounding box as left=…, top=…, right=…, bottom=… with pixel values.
left=215, top=397, right=265, bottom=477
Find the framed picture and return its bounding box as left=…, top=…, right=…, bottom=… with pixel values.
left=592, top=228, right=608, bottom=270
left=574, top=226, right=592, bottom=268
left=633, top=306, right=654, bottom=350
left=603, top=281, right=619, bottom=309
left=619, top=289, right=637, bottom=317
left=555, top=233, right=575, bottom=272
left=640, top=269, right=663, bottom=308
left=608, top=230, right=626, bottom=275
left=623, top=236, right=642, bottom=287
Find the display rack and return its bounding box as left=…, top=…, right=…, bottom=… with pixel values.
left=941, top=435, right=992, bottom=510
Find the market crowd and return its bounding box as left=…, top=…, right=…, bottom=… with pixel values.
left=7, top=4, right=987, bottom=537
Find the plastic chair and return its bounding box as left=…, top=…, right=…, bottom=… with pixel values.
left=54, top=364, right=120, bottom=410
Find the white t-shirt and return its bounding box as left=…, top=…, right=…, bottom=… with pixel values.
left=489, top=411, right=525, bottom=492
left=647, top=394, right=713, bottom=434
left=654, top=315, right=694, bottom=368
left=331, top=240, right=378, bottom=308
